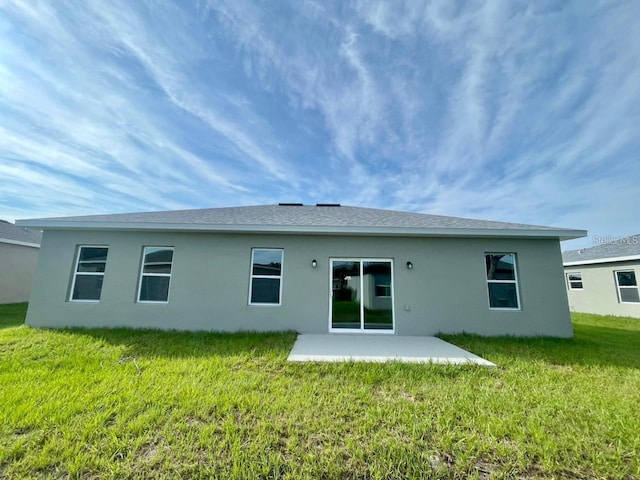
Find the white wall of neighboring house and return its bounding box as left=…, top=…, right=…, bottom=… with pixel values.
left=0, top=241, right=40, bottom=304
left=564, top=261, right=640, bottom=318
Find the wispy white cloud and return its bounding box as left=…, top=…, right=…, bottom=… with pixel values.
left=0, top=0, right=289, bottom=219
left=88, top=1, right=294, bottom=182
left=0, top=0, right=638, bottom=248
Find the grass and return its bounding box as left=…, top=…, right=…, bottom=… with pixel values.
left=331, top=300, right=393, bottom=329
left=0, top=304, right=638, bottom=479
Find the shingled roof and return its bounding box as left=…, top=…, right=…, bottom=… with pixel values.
left=563, top=233, right=640, bottom=265
left=0, top=220, right=42, bottom=247
left=17, top=204, right=586, bottom=240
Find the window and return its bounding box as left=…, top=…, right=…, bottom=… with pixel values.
left=375, top=284, right=392, bottom=297
left=567, top=272, right=583, bottom=290
left=485, top=253, right=520, bottom=309
left=138, top=247, right=174, bottom=303
left=615, top=270, right=640, bottom=303
left=70, top=246, right=108, bottom=301
left=249, top=249, right=283, bottom=305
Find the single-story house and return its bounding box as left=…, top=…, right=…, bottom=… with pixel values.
left=17, top=204, right=586, bottom=337
left=563, top=234, right=640, bottom=318
left=0, top=220, right=42, bottom=304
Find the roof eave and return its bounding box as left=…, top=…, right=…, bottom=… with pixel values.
left=563, top=254, right=640, bottom=266
left=15, top=220, right=587, bottom=240
left=0, top=238, right=41, bottom=248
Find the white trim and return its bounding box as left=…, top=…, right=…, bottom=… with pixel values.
left=69, top=245, right=109, bottom=302
left=14, top=220, right=587, bottom=241
left=0, top=238, right=40, bottom=248
left=137, top=246, right=174, bottom=304
left=329, top=258, right=395, bottom=334
left=248, top=248, right=284, bottom=306
left=485, top=253, right=521, bottom=311
left=614, top=270, right=640, bottom=304
left=563, top=254, right=640, bottom=266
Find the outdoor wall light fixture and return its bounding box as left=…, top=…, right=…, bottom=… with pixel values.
left=406, top=261, right=413, bottom=270
left=311, top=259, right=318, bottom=268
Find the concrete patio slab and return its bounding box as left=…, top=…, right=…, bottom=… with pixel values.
left=287, top=334, right=495, bottom=366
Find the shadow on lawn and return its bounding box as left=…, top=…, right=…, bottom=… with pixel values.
left=6, top=303, right=637, bottom=368
left=67, top=322, right=640, bottom=368
left=440, top=322, right=640, bottom=369
left=0, top=303, right=27, bottom=329
left=65, top=326, right=298, bottom=359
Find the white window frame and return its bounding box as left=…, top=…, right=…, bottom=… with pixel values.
left=614, top=270, right=640, bottom=304
left=566, top=272, right=583, bottom=290
left=485, top=252, right=521, bottom=311
left=328, top=258, right=395, bottom=334
left=69, top=245, right=109, bottom=303
left=248, top=248, right=284, bottom=306
left=137, top=246, right=174, bottom=304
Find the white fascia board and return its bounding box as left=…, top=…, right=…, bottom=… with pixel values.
left=0, top=238, right=40, bottom=248
left=16, top=219, right=587, bottom=240
left=564, top=254, right=640, bottom=266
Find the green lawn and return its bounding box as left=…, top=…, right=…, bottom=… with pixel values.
left=1, top=304, right=638, bottom=479
left=331, top=300, right=393, bottom=329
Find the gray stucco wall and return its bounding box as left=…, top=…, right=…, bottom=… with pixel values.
left=564, top=261, right=640, bottom=318
left=26, top=230, right=573, bottom=337
left=0, top=242, right=40, bottom=304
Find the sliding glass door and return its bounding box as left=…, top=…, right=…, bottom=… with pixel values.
left=330, top=259, right=394, bottom=332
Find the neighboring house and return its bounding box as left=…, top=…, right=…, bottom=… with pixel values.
left=563, top=234, right=640, bottom=318
left=0, top=220, right=42, bottom=304
left=17, top=204, right=586, bottom=337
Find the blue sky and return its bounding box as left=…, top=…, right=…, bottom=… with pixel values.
left=1, top=1, right=638, bottom=249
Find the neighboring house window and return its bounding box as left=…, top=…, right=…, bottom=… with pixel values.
left=70, top=246, right=109, bottom=302
left=485, top=253, right=520, bottom=309
left=567, top=272, right=583, bottom=290
left=249, top=248, right=283, bottom=305
left=375, top=284, right=391, bottom=297
left=138, top=247, right=174, bottom=303
left=615, top=270, right=640, bottom=303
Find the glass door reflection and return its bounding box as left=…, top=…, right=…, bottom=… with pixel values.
left=331, top=260, right=361, bottom=329
left=331, top=259, right=394, bottom=332
left=362, top=261, right=393, bottom=330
